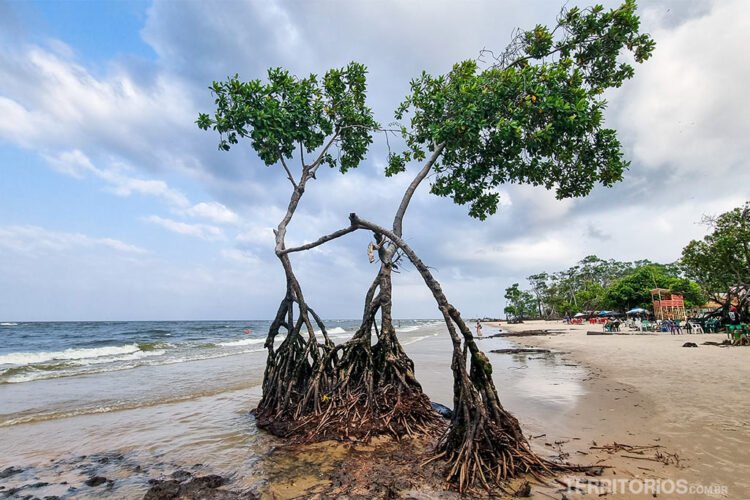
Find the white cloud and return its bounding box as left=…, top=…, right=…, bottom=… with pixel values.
left=0, top=45, right=195, bottom=156
left=441, top=232, right=578, bottom=272
left=221, top=248, right=261, bottom=265
left=236, top=227, right=275, bottom=247
left=614, top=0, right=750, bottom=175
left=0, top=225, right=147, bottom=257
left=144, top=215, right=225, bottom=241
left=183, top=201, right=239, bottom=224
left=1, top=0, right=749, bottom=320
left=45, top=150, right=190, bottom=207
left=511, top=185, right=575, bottom=224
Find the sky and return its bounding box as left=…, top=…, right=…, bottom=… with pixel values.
left=0, top=0, right=748, bottom=321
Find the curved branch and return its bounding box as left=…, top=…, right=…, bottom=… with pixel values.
left=350, top=213, right=449, bottom=308
left=393, top=143, right=445, bottom=237
left=282, top=225, right=358, bottom=254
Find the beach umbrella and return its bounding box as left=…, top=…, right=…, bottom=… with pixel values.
left=626, top=307, right=648, bottom=315
left=573, top=312, right=587, bottom=318
left=597, top=310, right=611, bottom=316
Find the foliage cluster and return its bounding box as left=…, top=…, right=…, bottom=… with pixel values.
left=681, top=202, right=750, bottom=320
left=197, top=62, right=378, bottom=173
left=509, top=255, right=705, bottom=318
left=386, top=0, right=654, bottom=219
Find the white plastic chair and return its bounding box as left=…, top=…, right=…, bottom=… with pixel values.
left=688, top=322, right=704, bottom=334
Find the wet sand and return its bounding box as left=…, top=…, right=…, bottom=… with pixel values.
left=494, top=319, right=747, bottom=498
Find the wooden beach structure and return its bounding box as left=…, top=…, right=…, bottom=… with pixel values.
left=650, top=288, right=686, bottom=321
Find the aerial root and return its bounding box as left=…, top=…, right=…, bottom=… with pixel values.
left=432, top=431, right=605, bottom=494
left=256, top=379, right=443, bottom=444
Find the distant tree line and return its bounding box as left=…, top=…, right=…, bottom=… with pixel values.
left=506, top=202, right=750, bottom=321
left=504, top=256, right=705, bottom=320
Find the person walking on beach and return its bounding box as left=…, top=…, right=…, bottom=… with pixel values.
left=476, top=320, right=483, bottom=337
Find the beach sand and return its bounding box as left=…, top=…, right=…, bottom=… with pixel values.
left=492, top=319, right=748, bottom=498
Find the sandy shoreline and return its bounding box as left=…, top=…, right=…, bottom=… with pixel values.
left=492, top=319, right=747, bottom=498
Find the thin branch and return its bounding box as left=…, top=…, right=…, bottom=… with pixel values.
left=282, top=225, right=358, bottom=254
left=307, top=132, right=340, bottom=177
left=393, top=143, right=445, bottom=237
left=279, top=156, right=298, bottom=189
left=307, top=125, right=404, bottom=177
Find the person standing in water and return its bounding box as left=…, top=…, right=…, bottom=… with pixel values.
left=476, top=320, right=482, bottom=337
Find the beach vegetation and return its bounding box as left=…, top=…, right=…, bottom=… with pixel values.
left=198, top=62, right=388, bottom=439
left=520, top=257, right=705, bottom=317
left=503, top=283, right=537, bottom=320
left=199, top=1, right=653, bottom=492
left=681, top=202, right=750, bottom=321
left=604, top=264, right=705, bottom=311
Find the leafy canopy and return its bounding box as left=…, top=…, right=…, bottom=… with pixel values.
left=197, top=62, right=378, bottom=173
left=387, top=1, right=655, bottom=219
left=504, top=283, right=537, bottom=320
left=603, top=264, right=706, bottom=311
left=681, top=202, right=750, bottom=297
left=519, top=256, right=704, bottom=316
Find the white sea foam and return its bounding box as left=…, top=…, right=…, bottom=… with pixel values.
left=218, top=338, right=266, bottom=347
left=1, top=322, right=18, bottom=326
left=396, top=325, right=420, bottom=333
left=0, top=347, right=265, bottom=384
left=74, top=349, right=166, bottom=366
left=309, top=326, right=350, bottom=337
left=0, top=344, right=141, bottom=366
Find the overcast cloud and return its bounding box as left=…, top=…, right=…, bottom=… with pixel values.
left=0, top=0, right=748, bottom=321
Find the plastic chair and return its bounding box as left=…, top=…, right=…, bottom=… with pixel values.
left=705, top=319, right=718, bottom=333
left=688, top=322, right=703, bottom=334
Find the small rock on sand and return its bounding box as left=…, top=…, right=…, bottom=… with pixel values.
left=84, top=476, right=108, bottom=487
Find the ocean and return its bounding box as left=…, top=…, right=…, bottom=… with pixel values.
left=0, top=320, right=585, bottom=498
left=0, top=319, right=431, bottom=386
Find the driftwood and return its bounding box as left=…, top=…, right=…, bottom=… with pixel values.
left=490, top=348, right=552, bottom=355
left=590, top=442, right=680, bottom=467
left=702, top=340, right=732, bottom=347
left=484, top=330, right=564, bottom=338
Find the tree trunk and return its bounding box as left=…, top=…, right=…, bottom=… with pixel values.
left=254, top=185, right=338, bottom=435
left=272, top=145, right=450, bottom=442
left=350, top=214, right=564, bottom=492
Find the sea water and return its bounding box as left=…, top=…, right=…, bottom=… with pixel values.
left=0, top=320, right=585, bottom=497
